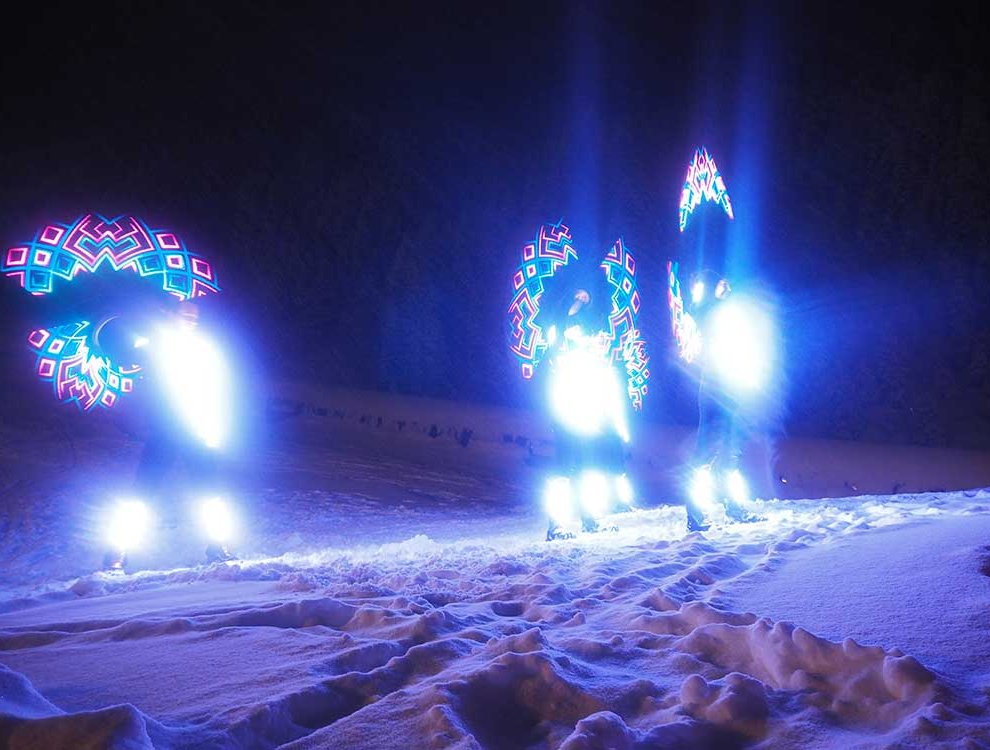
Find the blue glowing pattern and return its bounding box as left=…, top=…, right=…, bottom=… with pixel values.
left=678, top=147, right=734, bottom=232
left=667, top=260, right=701, bottom=363
left=600, top=239, right=650, bottom=410
left=27, top=321, right=140, bottom=411
left=2, top=215, right=222, bottom=411
left=508, top=223, right=650, bottom=410
left=508, top=222, right=579, bottom=379
left=2, top=214, right=220, bottom=299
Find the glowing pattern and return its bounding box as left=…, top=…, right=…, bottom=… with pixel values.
left=667, top=260, right=702, bottom=363
left=507, top=222, right=578, bottom=379
left=508, top=223, right=650, bottom=410
left=3, top=215, right=222, bottom=411
left=678, top=147, right=734, bottom=232
left=27, top=321, right=141, bottom=411
left=600, top=239, right=650, bottom=410
left=2, top=214, right=220, bottom=299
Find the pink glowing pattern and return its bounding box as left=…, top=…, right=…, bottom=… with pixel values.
left=678, top=147, right=734, bottom=232
left=2, top=215, right=223, bottom=412
left=600, top=239, right=650, bottom=410
left=28, top=321, right=140, bottom=411
left=667, top=259, right=702, bottom=363
left=508, top=222, right=579, bottom=379
left=1, top=214, right=220, bottom=299
left=508, top=223, right=650, bottom=410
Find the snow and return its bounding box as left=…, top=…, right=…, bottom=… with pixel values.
left=3, top=387, right=990, bottom=748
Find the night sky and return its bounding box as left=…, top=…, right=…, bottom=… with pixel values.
left=2, top=1, right=988, bottom=448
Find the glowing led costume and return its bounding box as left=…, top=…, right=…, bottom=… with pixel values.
left=670, top=151, right=764, bottom=531
left=2, top=215, right=221, bottom=411
left=508, top=222, right=649, bottom=539
left=508, top=222, right=579, bottom=380
left=678, top=147, right=734, bottom=233
left=2, top=214, right=220, bottom=299
left=508, top=222, right=650, bottom=408
left=27, top=322, right=141, bottom=411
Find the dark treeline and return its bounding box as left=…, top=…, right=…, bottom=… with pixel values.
left=1, top=1, right=987, bottom=448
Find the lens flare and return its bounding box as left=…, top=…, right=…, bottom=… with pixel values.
left=155, top=325, right=231, bottom=449
left=106, top=499, right=151, bottom=552
left=579, top=470, right=610, bottom=520
left=544, top=476, right=575, bottom=527
left=614, top=474, right=635, bottom=506
left=690, top=466, right=717, bottom=513
left=549, top=343, right=626, bottom=438
left=726, top=469, right=750, bottom=506
left=198, top=497, right=235, bottom=544
left=708, top=297, right=774, bottom=393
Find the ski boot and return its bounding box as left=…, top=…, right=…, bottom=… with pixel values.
left=546, top=524, right=576, bottom=541
left=686, top=511, right=711, bottom=533
left=102, top=549, right=127, bottom=573
left=205, top=543, right=237, bottom=563
left=724, top=501, right=762, bottom=524
left=723, top=469, right=763, bottom=524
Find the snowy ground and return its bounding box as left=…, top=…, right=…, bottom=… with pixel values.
left=2, top=388, right=990, bottom=749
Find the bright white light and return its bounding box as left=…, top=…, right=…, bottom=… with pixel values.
left=679, top=313, right=703, bottom=364
left=579, top=470, right=610, bottom=520
left=726, top=469, right=749, bottom=506
left=614, top=474, right=634, bottom=506
left=544, top=476, right=575, bottom=526
left=106, top=499, right=151, bottom=552
left=154, top=325, right=231, bottom=449
left=691, top=281, right=705, bottom=305
left=198, top=497, right=235, bottom=543
left=690, top=466, right=717, bottom=513
left=707, top=297, right=774, bottom=392
left=133, top=335, right=150, bottom=349
left=548, top=337, right=627, bottom=438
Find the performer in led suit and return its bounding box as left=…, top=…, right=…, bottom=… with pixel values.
left=681, top=269, right=759, bottom=531
left=508, top=222, right=649, bottom=540
left=102, top=296, right=236, bottom=569
left=540, top=279, right=630, bottom=539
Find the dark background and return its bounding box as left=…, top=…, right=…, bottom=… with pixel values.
left=1, top=1, right=988, bottom=448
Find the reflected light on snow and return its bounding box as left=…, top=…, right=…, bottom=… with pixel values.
left=106, top=499, right=151, bottom=552
left=198, top=497, right=236, bottom=544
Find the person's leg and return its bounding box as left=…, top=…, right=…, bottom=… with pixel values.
left=687, top=381, right=721, bottom=530
left=104, top=425, right=177, bottom=569
left=134, top=429, right=176, bottom=502
left=547, top=425, right=578, bottom=539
